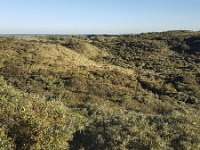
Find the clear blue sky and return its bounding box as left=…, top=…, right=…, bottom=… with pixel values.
left=0, top=0, right=199, bottom=34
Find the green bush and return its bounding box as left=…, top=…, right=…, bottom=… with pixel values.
left=0, top=77, right=87, bottom=149
left=70, top=101, right=200, bottom=150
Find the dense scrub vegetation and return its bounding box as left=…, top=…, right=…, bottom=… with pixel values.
left=0, top=30, right=200, bottom=149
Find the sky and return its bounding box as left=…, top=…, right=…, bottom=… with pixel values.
left=0, top=0, right=199, bottom=34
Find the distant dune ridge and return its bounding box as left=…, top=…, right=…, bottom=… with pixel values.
left=0, top=30, right=200, bottom=149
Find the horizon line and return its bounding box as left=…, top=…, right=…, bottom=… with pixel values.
left=0, top=30, right=199, bottom=36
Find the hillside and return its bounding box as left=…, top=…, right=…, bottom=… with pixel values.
left=0, top=30, right=200, bottom=150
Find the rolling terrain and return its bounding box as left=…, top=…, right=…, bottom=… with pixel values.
left=0, top=30, right=200, bottom=149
